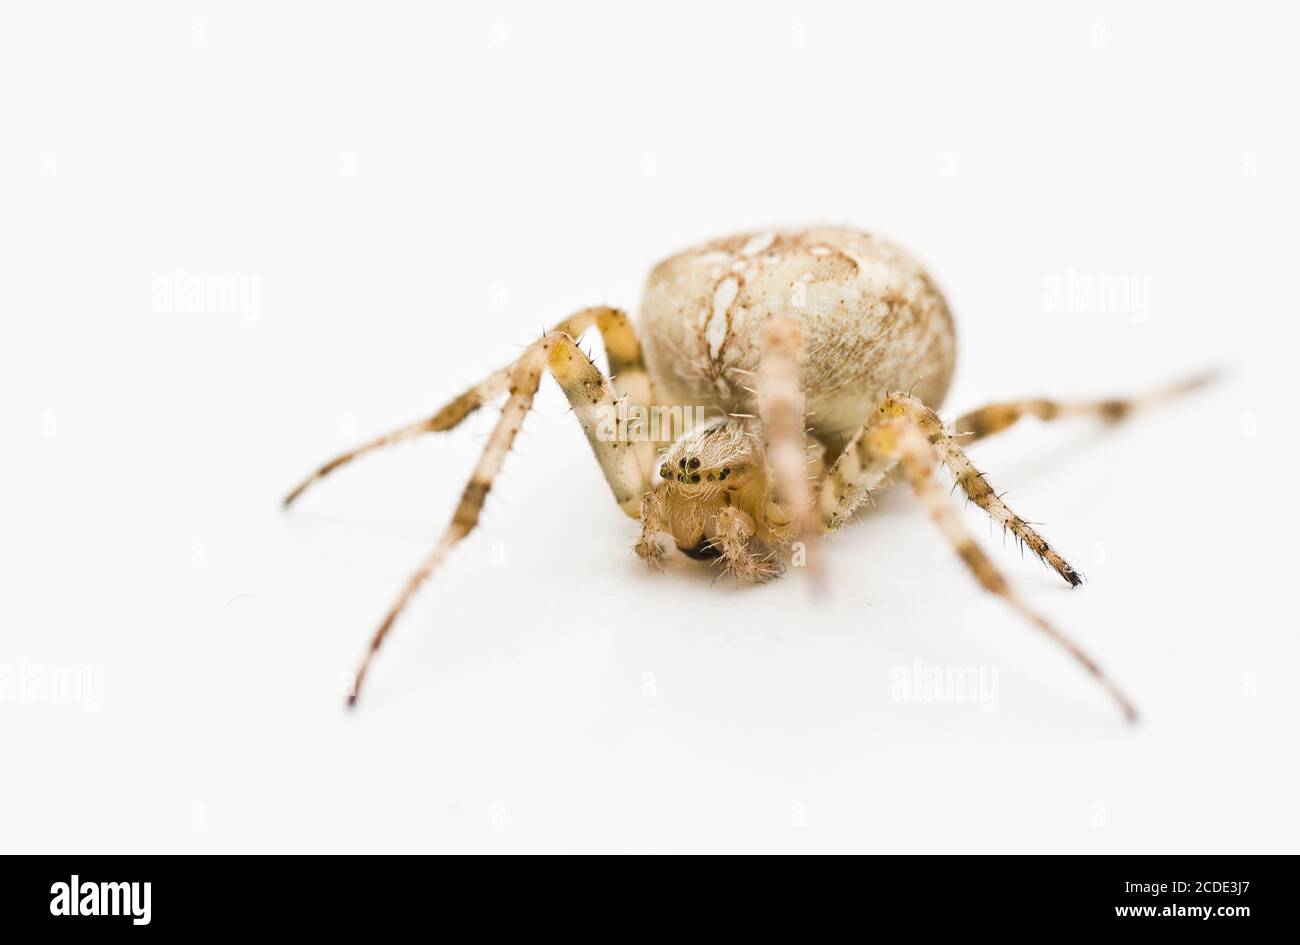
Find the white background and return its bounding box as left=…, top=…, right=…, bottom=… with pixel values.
left=3, top=2, right=1297, bottom=852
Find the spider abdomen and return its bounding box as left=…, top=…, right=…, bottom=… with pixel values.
left=639, top=226, right=957, bottom=444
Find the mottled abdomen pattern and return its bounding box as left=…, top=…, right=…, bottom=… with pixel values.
left=639, top=227, right=957, bottom=447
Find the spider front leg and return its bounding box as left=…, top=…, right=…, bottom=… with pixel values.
left=634, top=491, right=669, bottom=569
left=860, top=420, right=1137, bottom=723
left=346, top=330, right=650, bottom=706
left=712, top=506, right=782, bottom=584
left=755, top=314, right=819, bottom=549
left=283, top=306, right=654, bottom=507
left=820, top=392, right=1084, bottom=588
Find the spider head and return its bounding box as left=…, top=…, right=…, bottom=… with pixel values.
left=648, top=419, right=763, bottom=558
left=655, top=419, right=757, bottom=493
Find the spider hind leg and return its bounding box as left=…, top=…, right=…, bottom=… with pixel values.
left=953, top=370, right=1218, bottom=445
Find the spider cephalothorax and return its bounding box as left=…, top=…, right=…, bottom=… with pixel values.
left=285, top=226, right=1210, bottom=718
left=657, top=418, right=751, bottom=488
left=644, top=418, right=774, bottom=566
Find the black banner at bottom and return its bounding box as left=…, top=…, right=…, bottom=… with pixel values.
left=0, top=854, right=1284, bottom=934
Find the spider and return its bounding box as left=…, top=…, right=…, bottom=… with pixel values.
left=285, top=226, right=1209, bottom=718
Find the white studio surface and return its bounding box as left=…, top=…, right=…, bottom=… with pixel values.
left=2, top=2, right=1296, bottom=853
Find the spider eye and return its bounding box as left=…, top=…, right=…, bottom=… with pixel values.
left=687, top=457, right=700, bottom=470
left=719, top=466, right=731, bottom=480
left=659, top=464, right=670, bottom=477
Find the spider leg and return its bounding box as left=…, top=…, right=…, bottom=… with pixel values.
left=713, top=506, right=782, bottom=584
left=348, top=330, right=648, bottom=706
left=282, top=375, right=506, bottom=507
left=953, top=370, right=1218, bottom=445
left=755, top=314, right=818, bottom=548
left=870, top=419, right=1137, bottom=723
left=820, top=392, right=1085, bottom=588
left=634, top=491, right=669, bottom=568
left=816, top=405, right=903, bottom=533
left=284, top=306, right=654, bottom=506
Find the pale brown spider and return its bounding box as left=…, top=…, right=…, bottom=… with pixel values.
left=285, top=227, right=1210, bottom=718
